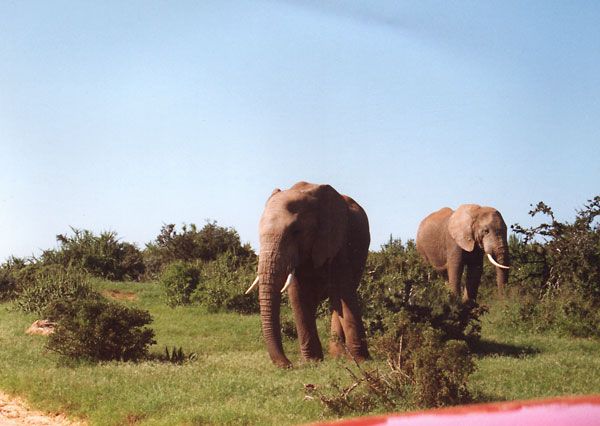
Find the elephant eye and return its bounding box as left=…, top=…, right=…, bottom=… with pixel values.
left=483, top=228, right=490, bottom=234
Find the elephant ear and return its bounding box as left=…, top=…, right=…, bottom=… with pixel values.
left=448, top=204, right=480, bottom=252
left=306, top=184, right=349, bottom=268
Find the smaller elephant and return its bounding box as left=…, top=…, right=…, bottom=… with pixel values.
left=416, top=204, right=510, bottom=301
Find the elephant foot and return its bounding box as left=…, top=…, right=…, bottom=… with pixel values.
left=270, top=354, right=293, bottom=369
left=274, top=359, right=293, bottom=369
left=300, top=350, right=324, bottom=363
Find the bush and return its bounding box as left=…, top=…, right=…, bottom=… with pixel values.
left=14, top=264, right=97, bottom=315
left=144, top=221, right=255, bottom=277
left=0, top=268, right=16, bottom=301
left=506, top=196, right=600, bottom=337
left=359, top=237, right=442, bottom=336
left=41, top=228, right=145, bottom=281
left=45, top=298, right=156, bottom=362
left=375, top=311, right=474, bottom=407
left=159, top=261, right=201, bottom=307
left=192, top=252, right=259, bottom=314
left=0, top=256, right=28, bottom=301
left=358, top=237, right=484, bottom=344
left=512, top=197, right=600, bottom=298
left=306, top=238, right=479, bottom=416
left=306, top=311, right=474, bottom=415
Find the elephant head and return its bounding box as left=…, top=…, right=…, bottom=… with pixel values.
left=253, top=182, right=349, bottom=368
left=448, top=204, right=510, bottom=295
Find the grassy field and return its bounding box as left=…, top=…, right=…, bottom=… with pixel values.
left=1, top=280, right=599, bottom=425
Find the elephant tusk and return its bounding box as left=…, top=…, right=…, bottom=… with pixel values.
left=245, top=276, right=260, bottom=294
left=487, top=253, right=510, bottom=269
left=281, top=272, right=295, bottom=293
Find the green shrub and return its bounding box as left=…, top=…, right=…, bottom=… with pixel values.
left=0, top=256, right=27, bottom=301
left=0, top=268, right=16, bottom=301
left=41, top=228, right=145, bottom=281
left=191, top=252, right=259, bottom=314
left=411, top=331, right=473, bottom=407
left=14, top=264, right=96, bottom=315
left=506, top=196, right=600, bottom=337
left=143, top=221, right=255, bottom=277
left=512, top=197, right=600, bottom=298
left=359, top=237, right=443, bottom=335
left=307, top=311, right=474, bottom=415
left=358, top=237, right=484, bottom=344
left=307, top=237, right=480, bottom=416
left=159, top=261, right=201, bottom=307
left=44, top=298, right=156, bottom=362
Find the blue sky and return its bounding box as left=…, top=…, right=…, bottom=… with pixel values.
left=1, top=1, right=599, bottom=260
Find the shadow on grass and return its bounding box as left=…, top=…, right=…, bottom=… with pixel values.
left=472, top=338, right=540, bottom=358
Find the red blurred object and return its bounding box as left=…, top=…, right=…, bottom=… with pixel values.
left=309, top=395, right=600, bottom=426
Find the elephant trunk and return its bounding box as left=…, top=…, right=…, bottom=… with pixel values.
left=490, top=244, right=510, bottom=297
left=258, top=238, right=292, bottom=368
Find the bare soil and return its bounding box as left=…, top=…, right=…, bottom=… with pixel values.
left=102, top=289, right=138, bottom=301
left=0, top=392, right=85, bottom=425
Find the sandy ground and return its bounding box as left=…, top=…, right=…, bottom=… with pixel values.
left=0, top=392, right=84, bottom=425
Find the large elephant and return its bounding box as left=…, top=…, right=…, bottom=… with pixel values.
left=246, top=181, right=370, bottom=368
left=416, top=204, right=510, bottom=301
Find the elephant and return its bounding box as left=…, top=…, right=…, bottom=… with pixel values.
left=245, top=181, right=370, bottom=368
left=416, top=204, right=510, bottom=302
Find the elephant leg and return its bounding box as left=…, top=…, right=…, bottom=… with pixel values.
left=287, top=279, right=323, bottom=362
left=329, top=306, right=346, bottom=358
left=447, top=262, right=464, bottom=299
left=463, top=264, right=483, bottom=301
left=333, top=290, right=369, bottom=361
left=463, top=263, right=483, bottom=302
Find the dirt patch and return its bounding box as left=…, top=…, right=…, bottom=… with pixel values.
left=26, top=320, right=56, bottom=336
left=102, top=290, right=138, bottom=301
left=0, top=391, right=85, bottom=425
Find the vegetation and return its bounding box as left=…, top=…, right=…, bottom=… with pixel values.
left=308, top=313, right=475, bottom=416
left=0, top=196, right=598, bottom=423
left=159, top=260, right=201, bottom=307
left=44, top=297, right=155, bottom=362
left=191, top=252, right=259, bottom=314
left=0, top=280, right=599, bottom=425
left=144, top=221, right=255, bottom=277
left=506, top=196, right=600, bottom=337
left=14, top=264, right=96, bottom=315
left=41, top=228, right=145, bottom=281
left=0, top=256, right=24, bottom=301
left=306, top=238, right=482, bottom=416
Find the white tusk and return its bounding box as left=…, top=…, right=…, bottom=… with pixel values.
left=245, top=276, right=260, bottom=294
left=487, top=253, right=510, bottom=269
left=281, top=272, right=295, bottom=293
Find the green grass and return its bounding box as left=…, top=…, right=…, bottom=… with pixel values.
left=1, top=280, right=599, bottom=425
